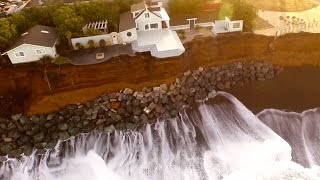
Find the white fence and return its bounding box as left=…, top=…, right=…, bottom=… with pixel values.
left=170, top=24, right=190, bottom=31
left=170, top=22, right=215, bottom=31
left=197, top=22, right=214, bottom=28
left=276, top=20, right=320, bottom=36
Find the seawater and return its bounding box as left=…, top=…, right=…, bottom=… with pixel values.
left=1, top=92, right=319, bottom=180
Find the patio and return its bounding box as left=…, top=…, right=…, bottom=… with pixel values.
left=63, top=44, right=135, bottom=65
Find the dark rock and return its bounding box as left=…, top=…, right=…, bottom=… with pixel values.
left=104, top=125, right=115, bottom=133
left=19, top=116, right=31, bottom=125
left=140, top=113, right=149, bottom=123
left=117, top=107, right=126, bottom=115
left=8, top=148, right=22, bottom=158
left=109, top=112, right=122, bottom=122
left=125, top=123, right=137, bottom=130
left=46, top=140, right=58, bottom=149
left=35, top=142, right=47, bottom=149
left=7, top=131, right=21, bottom=139
left=3, top=137, right=13, bottom=142
left=133, top=106, right=142, bottom=116
left=11, top=114, right=22, bottom=121
left=59, top=131, right=70, bottom=140
left=0, top=144, right=13, bottom=154
left=46, top=113, right=56, bottom=121
left=16, top=134, right=31, bottom=146
left=30, top=115, right=40, bottom=123
left=23, top=144, right=34, bottom=156
left=58, top=123, right=68, bottom=131
left=68, top=127, right=79, bottom=136
left=33, top=132, right=45, bottom=143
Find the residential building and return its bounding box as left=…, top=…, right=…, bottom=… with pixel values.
left=119, top=1, right=185, bottom=58
left=1, top=25, right=59, bottom=64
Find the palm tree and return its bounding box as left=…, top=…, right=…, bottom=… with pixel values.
left=65, top=31, right=72, bottom=48
left=88, top=40, right=95, bottom=48
left=99, top=39, right=106, bottom=47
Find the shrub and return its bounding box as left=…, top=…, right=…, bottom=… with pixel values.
left=88, top=40, right=95, bottom=48
left=53, top=56, right=70, bottom=65
left=75, top=42, right=82, bottom=50
left=99, top=39, right=106, bottom=47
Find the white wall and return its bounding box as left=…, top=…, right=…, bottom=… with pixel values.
left=228, top=20, right=244, bottom=32
left=6, top=44, right=57, bottom=64
left=71, top=34, right=112, bottom=49
left=136, top=10, right=163, bottom=31
left=120, top=28, right=138, bottom=43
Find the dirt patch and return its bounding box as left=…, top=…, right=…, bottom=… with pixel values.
left=0, top=33, right=320, bottom=116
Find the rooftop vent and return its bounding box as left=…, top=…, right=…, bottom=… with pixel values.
left=41, top=30, right=49, bottom=34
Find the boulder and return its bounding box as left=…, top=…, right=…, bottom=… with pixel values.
left=33, top=132, right=45, bottom=143
left=123, top=88, right=134, bottom=95
left=0, top=144, right=13, bottom=155
left=58, top=123, right=68, bottom=131
left=11, top=114, right=22, bottom=121
left=59, top=131, right=70, bottom=140
left=133, top=106, right=142, bottom=116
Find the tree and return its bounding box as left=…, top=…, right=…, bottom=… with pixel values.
left=8, top=13, right=29, bottom=34
left=232, top=0, right=257, bottom=32
left=65, top=31, right=72, bottom=47
left=168, top=0, right=208, bottom=15
left=53, top=6, right=85, bottom=39
left=0, top=18, right=16, bottom=50
left=218, top=2, right=233, bottom=20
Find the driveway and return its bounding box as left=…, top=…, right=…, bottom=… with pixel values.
left=63, top=44, right=136, bottom=65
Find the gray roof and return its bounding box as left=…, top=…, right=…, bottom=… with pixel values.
left=119, top=11, right=136, bottom=32
left=131, top=2, right=146, bottom=12
left=6, top=25, right=58, bottom=52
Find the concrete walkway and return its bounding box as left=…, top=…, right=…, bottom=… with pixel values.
left=64, top=44, right=136, bottom=65
left=254, top=5, right=320, bottom=36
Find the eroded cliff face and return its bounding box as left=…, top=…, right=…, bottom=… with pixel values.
left=0, top=33, right=319, bottom=116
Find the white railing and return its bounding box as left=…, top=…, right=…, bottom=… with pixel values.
left=276, top=20, right=320, bottom=36
left=170, top=24, right=190, bottom=31
left=197, top=22, right=214, bottom=28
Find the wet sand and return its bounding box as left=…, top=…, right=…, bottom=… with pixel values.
left=227, top=66, right=320, bottom=113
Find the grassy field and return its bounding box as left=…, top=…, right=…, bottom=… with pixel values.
left=244, top=0, right=317, bottom=11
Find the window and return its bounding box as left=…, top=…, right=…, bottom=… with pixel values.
left=150, top=23, right=159, bottom=29
left=145, top=13, right=150, bottom=18
left=127, top=32, right=132, bottom=37
left=36, top=48, right=46, bottom=55
left=14, top=51, right=25, bottom=57
left=136, top=23, right=139, bottom=30
left=145, top=24, right=149, bottom=30
left=233, top=22, right=241, bottom=29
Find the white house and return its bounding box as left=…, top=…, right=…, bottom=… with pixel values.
left=119, top=1, right=185, bottom=58
left=213, top=17, right=244, bottom=34
left=1, top=25, right=59, bottom=64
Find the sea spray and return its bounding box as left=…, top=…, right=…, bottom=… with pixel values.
left=0, top=92, right=319, bottom=180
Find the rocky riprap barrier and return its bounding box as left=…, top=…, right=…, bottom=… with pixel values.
left=0, top=61, right=282, bottom=158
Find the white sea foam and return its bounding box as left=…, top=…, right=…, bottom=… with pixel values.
left=0, top=92, right=319, bottom=180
